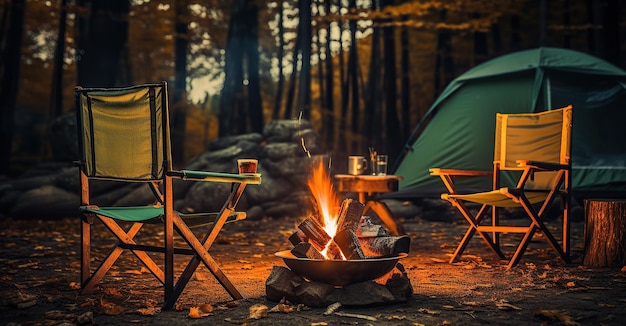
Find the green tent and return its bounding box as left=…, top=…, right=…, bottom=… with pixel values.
left=391, top=47, right=626, bottom=200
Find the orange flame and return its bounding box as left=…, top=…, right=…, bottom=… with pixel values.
left=307, top=159, right=341, bottom=239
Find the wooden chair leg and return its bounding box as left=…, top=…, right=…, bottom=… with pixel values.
left=450, top=200, right=505, bottom=260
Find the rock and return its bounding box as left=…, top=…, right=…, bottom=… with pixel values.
left=262, top=143, right=304, bottom=160
left=265, top=266, right=305, bottom=302
left=324, top=281, right=396, bottom=306
left=208, top=133, right=263, bottom=151
left=10, top=185, right=79, bottom=219
left=50, top=113, right=78, bottom=162
left=263, top=120, right=311, bottom=143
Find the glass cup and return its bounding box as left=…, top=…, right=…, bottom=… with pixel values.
left=237, top=159, right=258, bottom=174
left=375, top=155, right=388, bottom=176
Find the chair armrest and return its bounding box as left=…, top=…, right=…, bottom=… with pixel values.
left=429, top=168, right=493, bottom=177
left=516, top=160, right=569, bottom=171
left=168, top=170, right=262, bottom=185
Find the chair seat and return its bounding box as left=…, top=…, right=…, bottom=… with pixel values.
left=81, top=205, right=246, bottom=227
left=443, top=188, right=549, bottom=207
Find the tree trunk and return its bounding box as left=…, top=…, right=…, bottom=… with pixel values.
left=76, top=0, right=129, bottom=87
left=399, top=18, right=411, bottom=150
left=347, top=0, right=360, bottom=153
left=434, top=9, right=453, bottom=97
left=272, top=0, right=285, bottom=120
left=172, top=1, right=189, bottom=166
left=602, top=0, right=620, bottom=65
left=0, top=0, right=25, bottom=172
left=323, top=0, right=335, bottom=147
left=382, top=12, right=400, bottom=161
left=50, top=0, right=68, bottom=118
left=245, top=2, right=263, bottom=134
left=583, top=199, right=626, bottom=267
left=296, top=0, right=312, bottom=120
left=219, top=0, right=245, bottom=136
left=283, top=31, right=300, bottom=119
left=364, top=11, right=381, bottom=154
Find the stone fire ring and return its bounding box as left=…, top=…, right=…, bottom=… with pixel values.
left=275, top=250, right=407, bottom=286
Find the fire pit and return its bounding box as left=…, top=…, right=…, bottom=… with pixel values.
left=266, top=161, right=412, bottom=306
left=275, top=250, right=407, bottom=286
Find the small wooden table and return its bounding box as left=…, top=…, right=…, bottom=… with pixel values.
left=334, top=174, right=404, bottom=235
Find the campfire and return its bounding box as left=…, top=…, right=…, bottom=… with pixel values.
left=267, top=160, right=412, bottom=307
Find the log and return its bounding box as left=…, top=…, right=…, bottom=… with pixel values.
left=297, top=217, right=331, bottom=251
left=291, top=242, right=325, bottom=259
left=334, top=229, right=365, bottom=260
left=297, top=217, right=342, bottom=259
left=359, top=236, right=411, bottom=257
left=356, top=216, right=388, bottom=237
left=336, top=199, right=365, bottom=233
left=583, top=199, right=626, bottom=267
left=289, top=230, right=308, bottom=246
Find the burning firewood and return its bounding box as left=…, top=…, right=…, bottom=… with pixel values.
left=336, top=199, right=365, bottom=233
left=288, top=230, right=308, bottom=246
left=296, top=217, right=343, bottom=259
left=334, top=229, right=365, bottom=259
left=359, top=235, right=410, bottom=257
left=291, top=242, right=325, bottom=260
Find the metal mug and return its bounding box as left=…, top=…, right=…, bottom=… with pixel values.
left=348, top=156, right=368, bottom=175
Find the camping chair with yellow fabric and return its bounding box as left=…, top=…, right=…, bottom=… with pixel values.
left=75, top=81, right=261, bottom=310
left=429, top=105, right=572, bottom=269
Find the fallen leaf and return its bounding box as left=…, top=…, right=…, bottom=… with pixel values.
left=103, top=288, right=122, bottom=297
left=188, top=307, right=202, bottom=319
left=199, top=303, right=213, bottom=314
left=324, top=302, right=341, bottom=315
left=45, top=310, right=72, bottom=320
left=566, top=281, right=575, bottom=287
left=430, top=258, right=446, bottom=263
left=100, top=298, right=124, bottom=316
left=496, top=302, right=522, bottom=311
left=534, top=309, right=577, bottom=325
left=417, top=308, right=441, bottom=315
left=269, top=303, right=293, bottom=313
left=136, top=307, right=158, bottom=316
left=249, top=303, right=268, bottom=319
left=76, top=311, right=94, bottom=324
left=69, top=282, right=81, bottom=290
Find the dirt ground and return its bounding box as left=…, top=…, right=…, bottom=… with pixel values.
left=1, top=212, right=626, bottom=326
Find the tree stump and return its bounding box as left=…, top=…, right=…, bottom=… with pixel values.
left=583, top=199, right=626, bottom=267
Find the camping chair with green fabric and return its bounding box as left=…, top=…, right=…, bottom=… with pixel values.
left=75, top=81, right=262, bottom=310
left=429, top=105, right=572, bottom=269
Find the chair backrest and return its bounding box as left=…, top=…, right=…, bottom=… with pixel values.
left=494, top=105, right=572, bottom=190
left=75, top=82, right=171, bottom=181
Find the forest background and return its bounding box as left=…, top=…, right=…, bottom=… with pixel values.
left=0, top=0, right=625, bottom=176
